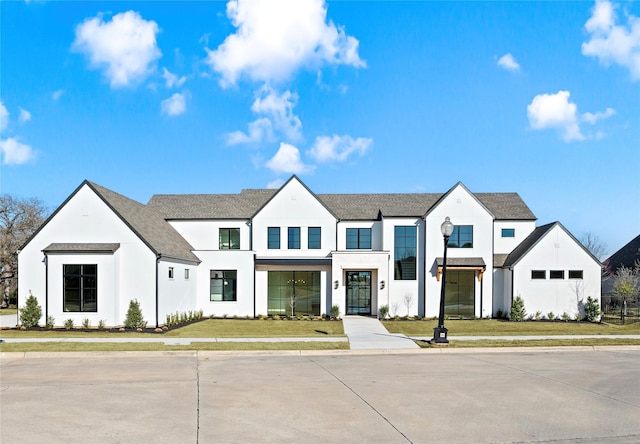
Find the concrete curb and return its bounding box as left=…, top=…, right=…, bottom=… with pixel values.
left=3, top=345, right=640, bottom=360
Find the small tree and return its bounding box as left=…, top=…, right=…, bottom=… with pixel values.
left=19, top=293, right=42, bottom=327
left=124, top=299, right=146, bottom=329
left=403, top=294, right=414, bottom=316
left=510, top=295, right=526, bottom=322
left=584, top=296, right=601, bottom=322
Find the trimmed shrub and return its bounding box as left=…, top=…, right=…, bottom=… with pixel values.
left=510, top=295, right=526, bottom=322
left=124, top=299, right=146, bottom=329
left=584, top=296, right=601, bottom=322
left=64, top=318, right=74, bottom=330
left=330, top=305, right=341, bottom=319
left=46, top=315, right=55, bottom=329
left=378, top=304, right=389, bottom=319
left=19, top=294, right=43, bottom=327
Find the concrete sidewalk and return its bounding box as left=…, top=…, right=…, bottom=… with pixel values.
left=342, top=315, right=419, bottom=349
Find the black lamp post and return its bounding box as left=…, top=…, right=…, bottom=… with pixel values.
left=433, top=216, right=454, bottom=344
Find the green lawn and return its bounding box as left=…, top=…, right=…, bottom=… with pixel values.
left=0, top=308, right=17, bottom=316
left=0, top=318, right=345, bottom=339
left=384, top=319, right=640, bottom=336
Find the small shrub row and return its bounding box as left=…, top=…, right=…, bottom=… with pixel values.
left=166, top=309, right=204, bottom=327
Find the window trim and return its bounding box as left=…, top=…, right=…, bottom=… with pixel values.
left=501, top=228, right=515, bottom=238
left=268, top=227, right=280, bottom=249
left=219, top=227, right=240, bottom=250
left=210, top=270, right=237, bottom=302
left=63, top=264, right=98, bottom=313
left=448, top=225, right=473, bottom=248
left=531, top=270, right=546, bottom=279
left=184, top=269, right=190, bottom=280
left=568, top=270, right=583, bottom=279
left=346, top=227, right=372, bottom=250
left=394, top=225, right=417, bottom=280
left=308, top=227, right=321, bottom=249
left=168, top=267, right=174, bottom=279
left=550, top=270, right=565, bottom=280
left=288, top=227, right=301, bottom=249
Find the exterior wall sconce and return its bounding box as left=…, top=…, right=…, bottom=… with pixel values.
left=334, top=280, right=339, bottom=289
left=380, top=280, right=385, bottom=290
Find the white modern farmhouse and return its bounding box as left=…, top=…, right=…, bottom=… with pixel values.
left=18, top=175, right=601, bottom=327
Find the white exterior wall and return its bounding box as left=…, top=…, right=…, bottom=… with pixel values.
left=331, top=251, right=390, bottom=317
left=337, top=221, right=383, bottom=251
left=252, top=178, right=337, bottom=256
left=493, top=221, right=536, bottom=254
left=169, top=220, right=251, bottom=251
left=194, top=250, right=256, bottom=317
left=382, top=217, right=424, bottom=316
left=157, top=260, right=198, bottom=325
left=511, top=225, right=601, bottom=319
left=424, top=185, right=495, bottom=318
left=17, top=185, right=156, bottom=327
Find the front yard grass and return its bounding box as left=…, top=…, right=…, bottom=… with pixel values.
left=384, top=319, right=640, bottom=336
left=0, top=318, right=345, bottom=339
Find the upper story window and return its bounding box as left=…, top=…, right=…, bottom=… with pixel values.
left=346, top=228, right=371, bottom=249
left=64, top=264, right=97, bottom=312
left=501, top=228, right=515, bottom=237
left=531, top=270, right=546, bottom=279
left=184, top=269, right=190, bottom=280
left=394, top=226, right=416, bottom=280
left=268, top=227, right=280, bottom=249
left=168, top=267, right=174, bottom=279
left=550, top=270, right=565, bottom=279
left=448, top=225, right=473, bottom=248
left=288, top=227, right=301, bottom=249
left=219, top=228, right=240, bottom=250
left=569, top=270, right=583, bottom=279
left=308, top=227, right=321, bottom=249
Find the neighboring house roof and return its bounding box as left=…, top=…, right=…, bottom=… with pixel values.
left=503, top=221, right=601, bottom=268
left=43, top=243, right=120, bottom=254
left=87, top=182, right=199, bottom=263
left=147, top=177, right=536, bottom=221
left=603, top=234, right=640, bottom=275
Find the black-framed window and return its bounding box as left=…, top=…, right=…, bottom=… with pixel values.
left=501, top=228, right=515, bottom=237
left=219, top=228, right=240, bottom=249
left=184, top=269, right=190, bottom=280
left=63, top=264, right=97, bottom=312
left=346, top=228, right=371, bottom=249
left=168, top=267, right=174, bottom=279
left=268, top=227, right=280, bottom=249
left=569, top=270, right=583, bottom=279
left=394, top=226, right=416, bottom=280
left=210, top=270, right=237, bottom=301
left=448, top=225, right=473, bottom=248
left=308, top=227, right=321, bottom=249
left=550, top=270, right=565, bottom=279
left=288, top=227, right=300, bottom=249
left=531, top=270, right=546, bottom=279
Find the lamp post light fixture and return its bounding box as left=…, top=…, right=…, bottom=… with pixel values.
left=433, top=216, right=454, bottom=344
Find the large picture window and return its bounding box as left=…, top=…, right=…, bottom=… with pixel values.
left=267, top=271, right=320, bottom=316
left=210, top=270, right=237, bottom=301
left=346, top=228, right=371, bottom=249
left=448, top=225, right=473, bottom=248
left=219, top=228, right=240, bottom=249
left=268, top=227, right=280, bottom=249
left=394, top=226, right=416, bottom=280
left=63, top=264, right=97, bottom=312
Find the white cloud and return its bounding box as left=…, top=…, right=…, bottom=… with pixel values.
left=265, top=142, right=315, bottom=174
left=267, top=178, right=285, bottom=189
left=205, top=0, right=365, bottom=87
left=582, top=107, right=616, bottom=124
left=527, top=91, right=584, bottom=141
left=0, top=101, right=8, bottom=131
left=52, top=89, right=64, bottom=100
left=161, top=93, right=186, bottom=116
left=72, top=11, right=162, bottom=88
left=227, top=118, right=273, bottom=145
left=307, top=134, right=372, bottom=162
left=162, top=67, right=186, bottom=89
left=18, top=107, right=32, bottom=123
left=582, top=0, right=640, bottom=80
left=251, top=88, right=302, bottom=141
left=0, top=137, right=35, bottom=165
left=497, top=53, right=520, bottom=71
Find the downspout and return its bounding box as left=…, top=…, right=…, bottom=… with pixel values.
left=479, top=268, right=483, bottom=319
left=253, top=254, right=256, bottom=318
left=44, top=253, right=48, bottom=326
left=155, top=254, right=161, bottom=328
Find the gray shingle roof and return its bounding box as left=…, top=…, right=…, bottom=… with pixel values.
left=436, top=257, right=486, bottom=267
left=148, top=189, right=536, bottom=221
left=88, top=182, right=199, bottom=263
left=43, top=243, right=120, bottom=253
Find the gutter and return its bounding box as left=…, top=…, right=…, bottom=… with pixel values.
left=44, top=253, right=48, bottom=325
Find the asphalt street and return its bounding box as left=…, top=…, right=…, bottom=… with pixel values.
left=1, top=349, right=639, bottom=443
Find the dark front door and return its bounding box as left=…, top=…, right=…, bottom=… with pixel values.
left=346, top=271, right=371, bottom=315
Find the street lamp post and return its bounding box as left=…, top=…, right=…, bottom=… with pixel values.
left=433, top=216, right=454, bottom=344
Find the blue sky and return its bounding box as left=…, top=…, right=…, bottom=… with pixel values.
left=1, top=0, right=638, bottom=254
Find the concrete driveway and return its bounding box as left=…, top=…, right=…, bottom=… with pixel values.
left=1, top=349, right=639, bottom=443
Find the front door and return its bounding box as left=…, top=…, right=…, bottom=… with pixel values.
left=346, top=271, right=371, bottom=315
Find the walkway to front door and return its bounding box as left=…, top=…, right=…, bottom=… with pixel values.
left=342, top=315, right=419, bottom=350
left=346, top=271, right=371, bottom=315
